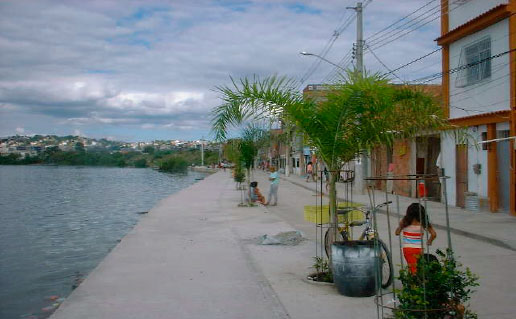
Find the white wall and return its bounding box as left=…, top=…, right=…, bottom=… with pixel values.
left=440, top=126, right=489, bottom=207
left=440, top=133, right=457, bottom=206
left=449, top=19, right=510, bottom=119
left=449, top=0, right=508, bottom=30
left=467, top=125, right=488, bottom=198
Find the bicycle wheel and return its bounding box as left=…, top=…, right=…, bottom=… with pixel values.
left=376, top=239, right=393, bottom=289
left=324, top=227, right=347, bottom=258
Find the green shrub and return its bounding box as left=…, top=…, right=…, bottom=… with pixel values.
left=233, top=167, right=245, bottom=183
left=393, top=249, right=479, bottom=319
left=134, top=158, right=148, bottom=168
left=159, top=157, right=188, bottom=172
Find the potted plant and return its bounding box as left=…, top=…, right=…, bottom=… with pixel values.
left=392, top=249, right=479, bottom=319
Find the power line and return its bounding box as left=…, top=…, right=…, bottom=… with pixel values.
left=363, top=0, right=466, bottom=59
left=367, top=45, right=404, bottom=82
left=297, top=2, right=358, bottom=89
left=410, top=48, right=516, bottom=84
left=317, top=0, right=461, bottom=86
left=366, top=2, right=440, bottom=48
left=388, top=14, right=516, bottom=81
left=298, top=0, right=374, bottom=88
left=365, top=0, right=438, bottom=43
left=380, top=47, right=442, bottom=78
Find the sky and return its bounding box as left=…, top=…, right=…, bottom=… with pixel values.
left=0, top=0, right=442, bottom=142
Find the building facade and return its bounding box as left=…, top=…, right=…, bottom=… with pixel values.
left=438, top=0, right=515, bottom=214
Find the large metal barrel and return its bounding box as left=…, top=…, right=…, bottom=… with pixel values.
left=331, top=240, right=379, bottom=297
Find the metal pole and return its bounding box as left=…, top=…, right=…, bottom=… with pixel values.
left=356, top=2, right=363, bottom=76
left=349, top=2, right=368, bottom=192
left=441, top=172, right=453, bottom=252
left=201, top=140, right=204, bottom=166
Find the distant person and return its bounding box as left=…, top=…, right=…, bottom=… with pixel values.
left=306, top=162, right=313, bottom=182
left=249, top=181, right=266, bottom=205
left=395, top=203, right=437, bottom=274
left=265, top=167, right=279, bottom=206
left=323, top=166, right=330, bottom=190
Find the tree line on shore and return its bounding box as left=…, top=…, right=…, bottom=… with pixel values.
left=0, top=144, right=219, bottom=172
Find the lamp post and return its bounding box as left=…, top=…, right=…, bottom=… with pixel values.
left=299, top=52, right=346, bottom=72
left=299, top=50, right=370, bottom=195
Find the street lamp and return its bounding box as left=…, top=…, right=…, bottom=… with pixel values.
left=299, top=52, right=346, bottom=72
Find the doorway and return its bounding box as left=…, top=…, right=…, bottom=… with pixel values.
left=456, top=144, right=468, bottom=208
left=497, top=130, right=510, bottom=212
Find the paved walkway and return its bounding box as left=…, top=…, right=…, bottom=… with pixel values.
left=51, top=170, right=516, bottom=319
left=277, top=171, right=516, bottom=251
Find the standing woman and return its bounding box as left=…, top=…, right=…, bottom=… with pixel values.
left=265, top=167, right=279, bottom=206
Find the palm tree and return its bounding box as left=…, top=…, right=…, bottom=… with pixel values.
left=211, top=72, right=449, bottom=248
left=222, top=125, right=270, bottom=205
left=239, top=124, right=269, bottom=188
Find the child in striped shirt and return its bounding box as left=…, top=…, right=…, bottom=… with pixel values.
left=395, top=203, right=437, bottom=274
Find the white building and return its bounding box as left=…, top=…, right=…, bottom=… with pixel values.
left=438, top=0, right=515, bottom=214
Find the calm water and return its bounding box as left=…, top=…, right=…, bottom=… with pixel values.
left=0, top=165, right=206, bottom=319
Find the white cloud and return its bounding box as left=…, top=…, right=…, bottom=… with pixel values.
left=0, top=0, right=442, bottom=141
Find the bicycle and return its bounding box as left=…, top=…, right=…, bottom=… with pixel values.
left=324, top=201, right=394, bottom=289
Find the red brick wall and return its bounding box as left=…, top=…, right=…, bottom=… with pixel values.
left=393, top=139, right=412, bottom=197
left=371, top=146, right=388, bottom=190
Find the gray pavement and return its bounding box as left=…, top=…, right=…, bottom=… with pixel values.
left=51, top=170, right=516, bottom=319
left=277, top=171, right=516, bottom=252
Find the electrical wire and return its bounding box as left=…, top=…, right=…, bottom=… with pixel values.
left=365, top=0, right=438, bottom=43
left=365, top=0, right=464, bottom=51
left=367, top=45, right=405, bottom=82
left=410, top=48, right=516, bottom=84
left=317, top=0, right=463, bottom=86
left=297, top=0, right=375, bottom=88
left=366, top=2, right=441, bottom=48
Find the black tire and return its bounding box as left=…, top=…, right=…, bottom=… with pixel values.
left=377, top=239, right=393, bottom=289
left=324, top=228, right=347, bottom=258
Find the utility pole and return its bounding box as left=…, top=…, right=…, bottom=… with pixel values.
left=356, top=2, right=364, bottom=76
left=201, top=138, right=204, bottom=166
left=347, top=2, right=364, bottom=76
left=348, top=2, right=368, bottom=193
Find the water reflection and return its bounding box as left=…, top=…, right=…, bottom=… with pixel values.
left=0, top=166, right=206, bottom=318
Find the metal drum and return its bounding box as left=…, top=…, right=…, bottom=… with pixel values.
left=331, top=240, right=379, bottom=297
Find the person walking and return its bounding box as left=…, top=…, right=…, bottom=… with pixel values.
left=306, top=162, right=313, bottom=182
left=265, top=167, right=279, bottom=206
left=395, top=203, right=437, bottom=274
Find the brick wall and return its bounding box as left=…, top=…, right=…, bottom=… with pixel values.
left=393, top=139, right=412, bottom=197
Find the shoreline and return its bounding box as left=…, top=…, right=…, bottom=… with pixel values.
left=0, top=166, right=208, bottom=319
left=48, top=170, right=516, bottom=319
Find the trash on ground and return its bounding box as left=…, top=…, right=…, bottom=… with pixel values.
left=257, top=231, right=304, bottom=245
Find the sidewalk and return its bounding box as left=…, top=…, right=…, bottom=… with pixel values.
left=50, top=170, right=516, bottom=319
left=277, top=171, right=516, bottom=251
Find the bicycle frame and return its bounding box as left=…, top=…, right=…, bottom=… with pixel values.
left=339, top=201, right=391, bottom=241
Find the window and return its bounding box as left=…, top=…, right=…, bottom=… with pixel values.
left=455, top=37, right=491, bottom=87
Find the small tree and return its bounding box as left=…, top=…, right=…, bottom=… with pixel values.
left=394, top=250, right=479, bottom=319
left=212, top=72, right=450, bottom=251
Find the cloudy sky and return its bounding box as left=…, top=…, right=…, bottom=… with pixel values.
left=0, top=0, right=442, bottom=142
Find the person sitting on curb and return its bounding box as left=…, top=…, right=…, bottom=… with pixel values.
left=249, top=181, right=266, bottom=205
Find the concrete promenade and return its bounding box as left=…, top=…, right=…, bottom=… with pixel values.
left=51, top=170, right=516, bottom=319
left=279, top=171, right=516, bottom=252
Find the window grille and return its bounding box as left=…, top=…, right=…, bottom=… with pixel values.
left=455, top=37, right=491, bottom=87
